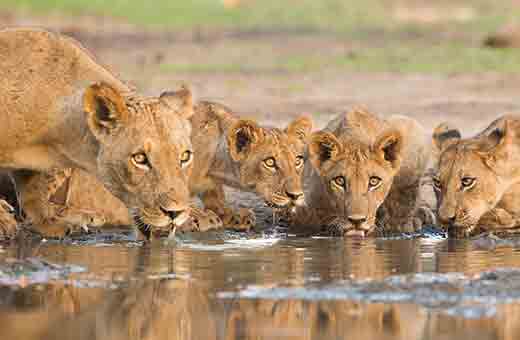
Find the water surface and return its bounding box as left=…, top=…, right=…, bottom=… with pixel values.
left=2, top=225, right=520, bottom=339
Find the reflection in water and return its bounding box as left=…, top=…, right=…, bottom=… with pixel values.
left=1, top=281, right=520, bottom=340
left=1, top=233, right=520, bottom=339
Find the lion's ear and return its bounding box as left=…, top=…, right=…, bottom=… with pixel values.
left=309, top=131, right=342, bottom=171
left=373, top=129, right=403, bottom=170
left=84, top=82, right=129, bottom=138
left=432, top=123, right=461, bottom=155
left=159, top=84, right=194, bottom=119
left=227, top=119, right=264, bottom=161
left=482, top=118, right=514, bottom=152
left=287, top=115, right=313, bottom=142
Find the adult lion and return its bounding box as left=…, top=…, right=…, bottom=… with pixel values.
left=0, top=28, right=194, bottom=239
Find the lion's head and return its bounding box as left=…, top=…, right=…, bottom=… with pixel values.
left=226, top=116, right=313, bottom=209
left=83, top=82, right=194, bottom=237
left=432, top=116, right=520, bottom=237
left=308, top=111, right=404, bottom=236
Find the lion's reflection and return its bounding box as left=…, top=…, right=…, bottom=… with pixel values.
left=1, top=280, right=519, bottom=340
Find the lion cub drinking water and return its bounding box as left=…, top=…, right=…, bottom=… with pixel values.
left=18, top=101, right=312, bottom=234
left=292, top=108, right=431, bottom=236
left=433, top=115, right=520, bottom=238
left=189, top=102, right=312, bottom=231
left=0, top=28, right=195, bottom=239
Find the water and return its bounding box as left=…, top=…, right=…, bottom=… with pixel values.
left=2, top=225, right=520, bottom=340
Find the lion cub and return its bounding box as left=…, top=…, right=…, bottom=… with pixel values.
left=189, top=102, right=312, bottom=231
left=293, top=109, right=431, bottom=236
left=432, top=115, right=520, bottom=238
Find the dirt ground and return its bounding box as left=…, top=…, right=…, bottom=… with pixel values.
left=2, top=11, right=520, bottom=137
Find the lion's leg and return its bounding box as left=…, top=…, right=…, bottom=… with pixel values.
left=477, top=208, right=520, bottom=235
left=285, top=206, right=325, bottom=234
left=27, top=210, right=105, bottom=238
left=379, top=181, right=424, bottom=233
left=200, top=184, right=255, bottom=231
left=476, top=184, right=520, bottom=235
left=0, top=199, right=17, bottom=239
left=16, top=169, right=102, bottom=238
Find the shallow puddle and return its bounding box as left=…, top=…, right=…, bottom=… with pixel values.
left=2, top=225, right=520, bottom=339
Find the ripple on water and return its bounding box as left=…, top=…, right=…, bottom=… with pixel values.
left=0, top=258, right=85, bottom=286
left=217, top=268, right=520, bottom=317
left=174, top=235, right=282, bottom=251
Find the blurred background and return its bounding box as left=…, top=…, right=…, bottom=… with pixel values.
left=2, top=0, right=520, bottom=132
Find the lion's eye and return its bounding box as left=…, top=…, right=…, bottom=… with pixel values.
left=368, top=176, right=382, bottom=190
left=333, top=176, right=345, bottom=188
left=432, top=177, right=442, bottom=191
left=263, top=157, right=276, bottom=168
left=461, top=177, right=476, bottom=189
left=131, top=153, right=150, bottom=169
left=180, top=150, right=192, bottom=167
left=295, top=155, right=304, bottom=168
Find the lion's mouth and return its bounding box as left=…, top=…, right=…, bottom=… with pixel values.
left=444, top=224, right=477, bottom=238
left=267, top=193, right=305, bottom=210
left=325, top=218, right=376, bottom=237
left=133, top=207, right=190, bottom=239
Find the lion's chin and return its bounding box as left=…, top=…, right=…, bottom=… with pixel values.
left=344, top=224, right=376, bottom=238
left=344, top=229, right=367, bottom=237
left=445, top=224, right=477, bottom=238
left=133, top=208, right=191, bottom=238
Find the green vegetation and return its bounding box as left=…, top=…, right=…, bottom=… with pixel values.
left=3, top=0, right=520, bottom=73
left=1, top=0, right=514, bottom=34
left=0, top=0, right=392, bottom=31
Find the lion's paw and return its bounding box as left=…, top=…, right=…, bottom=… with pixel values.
left=324, top=217, right=348, bottom=236
left=225, top=208, right=256, bottom=232
left=0, top=199, right=17, bottom=240
left=181, top=208, right=223, bottom=232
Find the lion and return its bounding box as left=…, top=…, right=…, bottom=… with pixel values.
left=188, top=101, right=312, bottom=231
left=432, top=115, right=520, bottom=238
left=16, top=101, right=312, bottom=234
left=0, top=28, right=195, bottom=239
left=291, top=108, right=431, bottom=236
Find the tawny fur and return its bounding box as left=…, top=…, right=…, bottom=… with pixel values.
left=19, top=101, right=312, bottom=233
left=433, top=115, right=520, bottom=238
left=0, top=28, right=195, bottom=239
left=291, top=108, right=431, bottom=236
left=188, top=101, right=312, bottom=231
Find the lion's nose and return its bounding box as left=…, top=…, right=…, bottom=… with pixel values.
left=347, top=214, right=367, bottom=226
left=286, top=191, right=304, bottom=201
